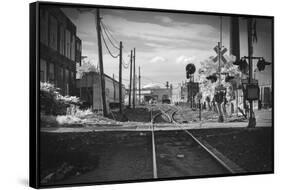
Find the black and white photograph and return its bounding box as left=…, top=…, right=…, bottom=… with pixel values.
left=29, top=1, right=273, bottom=188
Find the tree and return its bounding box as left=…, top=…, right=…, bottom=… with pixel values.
left=198, top=55, right=241, bottom=116
left=76, top=58, right=98, bottom=79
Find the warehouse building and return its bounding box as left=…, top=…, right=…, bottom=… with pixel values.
left=76, top=71, right=126, bottom=111
left=39, top=5, right=81, bottom=95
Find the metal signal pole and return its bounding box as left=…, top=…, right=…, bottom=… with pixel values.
left=96, top=8, right=107, bottom=116
left=128, top=50, right=133, bottom=108
left=247, top=18, right=256, bottom=128
left=217, top=16, right=224, bottom=122
left=119, top=41, right=123, bottom=113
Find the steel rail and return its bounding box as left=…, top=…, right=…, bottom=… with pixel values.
left=169, top=106, right=235, bottom=174
left=150, top=106, right=158, bottom=179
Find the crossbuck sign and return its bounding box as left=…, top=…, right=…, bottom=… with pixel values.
left=213, top=44, right=227, bottom=64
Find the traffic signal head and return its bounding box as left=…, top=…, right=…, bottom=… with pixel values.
left=186, top=63, right=196, bottom=74
left=257, top=58, right=271, bottom=71
left=186, top=72, right=190, bottom=79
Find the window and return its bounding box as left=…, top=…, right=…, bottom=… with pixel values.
left=49, top=63, right=55, bottom=83
left=40, top=10, right=48, bottom=45
left=71, top=35, right=76, bottom=61
left=70, top=71, right=74, bottom=84
left=75, top=37, right=82, bottom=64
left=65, top=69, right=70, bottom=95
left=65, top=30, right=71, bottom=59
left=49, top=15, right=58, bottom=50
left=65, top=69, right=69, bottom=84
left=40, top=59, right=47, bottom=82
left=56, top=66, right=63, bottom=90
left=59, top=25, right=65, bottom=55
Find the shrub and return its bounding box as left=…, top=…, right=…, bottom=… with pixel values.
left=40, top=82, right=82, bottom=115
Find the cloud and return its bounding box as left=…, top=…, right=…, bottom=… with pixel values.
left=102, top=14, right=218, bottom=51
left=176, top=55, right=196, bottom=64
left=150, top=56, right=166, bottom=63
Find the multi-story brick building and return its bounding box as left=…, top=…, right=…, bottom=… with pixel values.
left=39, top=5, right=81, bottom=95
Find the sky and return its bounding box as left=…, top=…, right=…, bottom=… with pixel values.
left=61, top=7, right=272, bottom=88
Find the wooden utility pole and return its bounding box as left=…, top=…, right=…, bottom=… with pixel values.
left=119, top=41, right=123, bottom=113
left=128, top=50, right=133, bottom=108
left=133, top=48, right=136, bottom=109
left=139, top=66, right=141, bottom=105
left=96, top=8, right=107, bottom=116
left=113, top=74, right=116, bottom=101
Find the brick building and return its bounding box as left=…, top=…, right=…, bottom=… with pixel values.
left=39, top=5, right=81, bottom=95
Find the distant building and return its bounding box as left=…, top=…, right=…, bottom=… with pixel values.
left=141, top=87, right=172, bottom=103
left=171, top=84, right=182, bottom=103
left=255, top=65, right=272, bottom=108
left=39, top=5, right=82, bottom=95
left=76, top=71, right=126, bottom=111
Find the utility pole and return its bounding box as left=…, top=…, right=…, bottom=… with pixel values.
left=119, top=41, right=123, bottom=113
left=96, top=8, right=107, bottom=116
left=128, top=50, right=133, bottom=108
left=133, top=48, right=136, bottom=109
left=113, top=74, right=116, bottom=101
left=139, top=66, right=141, bottom=105
left=247, top=18, right=256, bottom=128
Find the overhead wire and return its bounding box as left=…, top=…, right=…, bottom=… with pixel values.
left=100, top=20, right=119, bottom=44
left=100, top=21, right=120, bottom=50
left=101, top=30, right=119, bottom=58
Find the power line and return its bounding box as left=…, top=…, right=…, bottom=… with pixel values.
left=101, top=30, right=119, bottom=58
left=101, top=21, right=120, bottom=50
left=100, top=20, right=119, bottom=44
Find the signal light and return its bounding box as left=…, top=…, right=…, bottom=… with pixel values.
left=257, top=58, right=271, bottom=71
left=186, top=63, right=196, bottom=75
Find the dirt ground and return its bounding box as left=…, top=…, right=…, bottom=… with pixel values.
left=40, top=126, right=273, bottom=186
left=189, top=127, right=273, bottom=173
left=40, top=131, right=153, bottom=186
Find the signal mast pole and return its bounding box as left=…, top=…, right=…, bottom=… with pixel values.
left=247, top=18, right=256, bottom=128
left=217, top=16, right=224, bottom=122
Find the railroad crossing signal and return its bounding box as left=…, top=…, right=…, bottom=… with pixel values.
left=213, top=45, right=227, bottom=64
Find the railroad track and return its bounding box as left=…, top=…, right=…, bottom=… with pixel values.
left=150, top=104, right=234, bottom=179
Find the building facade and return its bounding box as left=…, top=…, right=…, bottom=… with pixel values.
left=76, top=71, right=126, bottom=111
left=39, top=5, right=81, bottom=95
left=141, top=87, right=172, bottom=103
left=255, top=65, right=272, bottom=108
